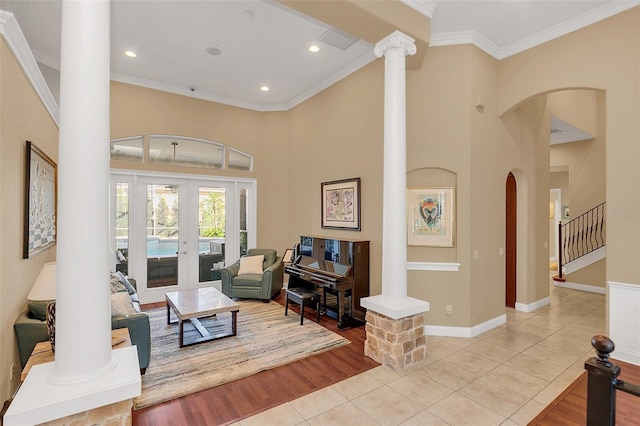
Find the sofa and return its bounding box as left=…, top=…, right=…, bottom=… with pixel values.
left=14, top=275, right=151, bottom=374
left=221, top=248, right=283, bottom=301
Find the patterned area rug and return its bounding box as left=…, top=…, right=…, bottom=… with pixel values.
left=134, top=299, right=349, bottom=409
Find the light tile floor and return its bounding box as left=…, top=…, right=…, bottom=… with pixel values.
left=235, top=279, right=605, bottom=425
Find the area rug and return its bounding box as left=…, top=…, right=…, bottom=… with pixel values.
left=134, top=299, right=350, bottom=409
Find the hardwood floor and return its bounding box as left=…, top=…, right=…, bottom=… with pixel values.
left=133, top=290, right=379, bottom=426
left=530, top=358, right=640, bottom=425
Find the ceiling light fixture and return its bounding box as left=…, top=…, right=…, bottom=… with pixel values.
left=309, top=45, right=320, bottom=53
left=260, top=86, right=269, bottom=92
left=124, top=50, right=137, bottom=58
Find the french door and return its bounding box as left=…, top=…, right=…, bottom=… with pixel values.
left=111, top=172, right=255, bottom=303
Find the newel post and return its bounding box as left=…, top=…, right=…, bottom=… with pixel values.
left=584, top=335, right=620, bottom=426
left=557, top=221, right=563, bottom=279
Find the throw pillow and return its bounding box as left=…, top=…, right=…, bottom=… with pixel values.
left=110, top=274, right=128, bottom=294
left=238, top=255, right=264, bottom=275
left=114, top=271, right=136, bottom=295
left=111, top=292, right=137, bottom=316
left=28, top=300, right=50, bottom=321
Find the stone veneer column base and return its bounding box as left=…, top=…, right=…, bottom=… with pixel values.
left=39, top=399, right=132, bottom=426
left=364, top=310, right=426, bottom=371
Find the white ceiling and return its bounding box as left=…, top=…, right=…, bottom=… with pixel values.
left=2, top=0, right=639, bottom=112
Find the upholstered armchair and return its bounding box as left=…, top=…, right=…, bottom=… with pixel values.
left=221, top=249, right=283, bottom=301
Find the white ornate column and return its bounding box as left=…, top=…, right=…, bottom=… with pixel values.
left=4, top=1, right=140, bottom=424
left=360, top=31, right=430, bottom=371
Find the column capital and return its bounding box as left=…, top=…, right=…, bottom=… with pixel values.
left=374, top=30, right=417, bottom=58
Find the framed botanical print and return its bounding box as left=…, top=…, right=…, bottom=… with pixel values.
left=407, top=187, right=455, bottom=247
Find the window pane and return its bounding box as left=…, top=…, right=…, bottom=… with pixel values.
left=239, top=188, right=248, bottom=256
left=111, top=136, right=143, bottom=162
left=147, top=184, right=179, bottom=288
left=229, top=147, right=253, bottom=171
left=149, top=135, right=223, bottom=168
left=115, top=182, right=129, bottom=275
left=198, top=186, right=226, bottom=283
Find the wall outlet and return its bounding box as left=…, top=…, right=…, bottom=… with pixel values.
left=446, top=305, right=452, bottom=316
left=499, top=247, right=504, bottom=256
left=473, top=250, right=479, bottom=260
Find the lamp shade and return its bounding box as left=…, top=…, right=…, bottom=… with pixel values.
left=27, top=261, right=56, bottom=301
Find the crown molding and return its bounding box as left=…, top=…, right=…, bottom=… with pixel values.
left=498, top=0, right=640, bottom=59
left=0, top=10, right=59, bottom=126
left=283, top=50, right=377, bottom=111
left=429, top=30, right=501, bottom=58
left=400, top=0, right=438, bottom=19
left=430, top=1, right=640, bottom=60
left=112, top=48, right=377, bottom=112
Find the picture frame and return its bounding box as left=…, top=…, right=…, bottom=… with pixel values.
left=407, top=187, right=455, bottom=247
left=24, top=141, right=57, bottom=259
left=321, top=177, right=361, bottom=231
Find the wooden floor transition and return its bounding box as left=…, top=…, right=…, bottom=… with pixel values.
left=530, top=358, right=640, bottom=425
left=132, top=289, right=379, bottom=426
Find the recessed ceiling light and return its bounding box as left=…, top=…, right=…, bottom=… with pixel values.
left=260, top=86, right=269, bottom=92
left=309, top=45, right=320, bottom=53
left=206, top=47, right=222, bottom=56
left=124, top=50, right=137, bottom=58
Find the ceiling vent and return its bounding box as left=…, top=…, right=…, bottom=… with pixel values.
left=319, top=27, right=359, bottom=50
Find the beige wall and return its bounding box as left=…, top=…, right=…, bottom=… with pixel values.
left=549, top=90, right=605, bottom=217
left=110, top=82, right=291, bottom=254
left=548, top=91, right=606, bottom=288
left=0, top=39, right=58, bottom=402
left=499, top=8, right=640, bottom=285
left=288, top=60, right=385, bottom=296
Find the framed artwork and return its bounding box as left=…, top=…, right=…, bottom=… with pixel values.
left=321, top=177, right=361, bottom=231
left=407, top=187, right=455, bottom=247
left=24, top=141, right=57, bottom=259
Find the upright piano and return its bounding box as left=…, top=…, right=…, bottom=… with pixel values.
left=284, top=236, right=369, bottom=329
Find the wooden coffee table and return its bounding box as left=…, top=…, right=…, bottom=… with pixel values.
left=165, top=286, right=239, bottom=348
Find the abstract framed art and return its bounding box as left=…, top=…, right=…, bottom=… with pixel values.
left=407, top=187, right=455, bottom=247
left=321, top=177, right=361, bottom=231
left=24, top=141, right=57, bottom=259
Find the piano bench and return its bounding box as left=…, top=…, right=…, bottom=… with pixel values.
left=285, top=288, right=320, bottom=325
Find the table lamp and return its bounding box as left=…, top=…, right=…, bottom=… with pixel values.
left=28, top=262, right=57, bottom=351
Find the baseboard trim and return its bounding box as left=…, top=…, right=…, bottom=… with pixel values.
left=425, top=314, right=506, bottom=338
left=515, top=297, right=550, bottom=313
left=554, top=280, right=606, bottom=294
left=407, top=262, right=461, bottom=272
left=612, top=347, right=640, bottom=366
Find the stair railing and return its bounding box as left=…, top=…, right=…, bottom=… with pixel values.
left=557, top=202, right=606, bottom=279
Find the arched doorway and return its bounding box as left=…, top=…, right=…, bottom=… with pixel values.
left=505, top=172, right=517, bottom=308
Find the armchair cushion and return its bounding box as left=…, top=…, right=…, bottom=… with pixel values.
left=238, top=255, right=264, bottom=275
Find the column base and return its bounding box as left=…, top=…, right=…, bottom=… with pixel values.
left=4, top=346, right=140, bottom=425
left=361, top=296, right=430, bottom=371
